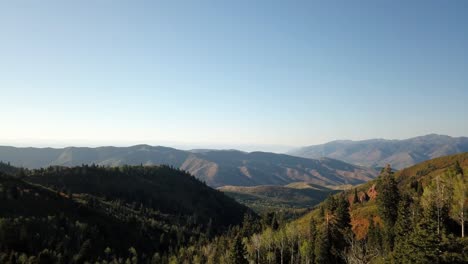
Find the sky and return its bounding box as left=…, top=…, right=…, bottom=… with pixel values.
left=0, top=0, right=467, bottom=152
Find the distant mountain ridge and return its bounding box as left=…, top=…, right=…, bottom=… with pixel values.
left=288, top=134, right=468, bottom=169
left=0, top=145, right=377, bottom=188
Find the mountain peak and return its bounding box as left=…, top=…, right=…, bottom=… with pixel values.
left=289, top=134, right=468, bottom=169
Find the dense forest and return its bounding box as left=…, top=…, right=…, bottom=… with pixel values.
left=0, top=163, right=252, bottom=263
left=0, top=153, right=467, bottom=263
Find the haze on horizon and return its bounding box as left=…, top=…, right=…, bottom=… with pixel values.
left=1, top=0, right=468, bottom=151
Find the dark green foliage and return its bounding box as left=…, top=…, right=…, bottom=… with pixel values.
left=353, top=188, right=359, bottom=204
left=309, top=218, right=317, bottom=261
left=319, top=205, right=325, bottom=218
left=454, top=160, right=464, bottom=176
left=229, top=235, right=248, bottom=264
left=416, top=180, right=424, bottom=196
left=0, top=165, right=251, bottom=263
left=26, top=165, right=250, bottom=232
left=377, top=165, right=400, bottom=227
left=367, top=217, right=383, bottom=252
left=313, top=195, right=351, bottom=263
left=240, top=213, right=261, bottom=238
left=376, top=165, right=400, bottom=252
left=393, top=194, right=413, bottom=263
left=335, top=194, right=351, bottom=231
left=37, top=249, right=58, bottom=264
left=330, top=195, right=351, bottom=263
left=439, top=235, right=468, bottom=264
left=394, top=195, right=413, bottom=234
left=406, top=209, right=441, bottom=264
left=314, top=223, right=331, bottom=264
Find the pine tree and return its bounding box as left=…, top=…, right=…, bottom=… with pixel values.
left=393, top=194, right=413, bottom=263
left=309, top=218, right=317, bottom=262
left=367, top=217, right=382, bottom=253
left=450, top=171, right=467, bottom=237
left=329, top=195, right=352, bottom=262
left=406, top=205, right=440, bottom=264
left=377, top=165, right=400, bottom=226
left=229, top=235, right=248, bottom=264
left=241, top=213, right=257, bottom=238
left=314, top=223, right=331, bottom=264
left=335, top=195, right=351, bottom=231
left=454, top=160, right=464, bottom=176
left=319, top=205, right=325, bottom=219
left=353, top=189, right=359, bottom=204
left=376, top=164, right=400, bottom=252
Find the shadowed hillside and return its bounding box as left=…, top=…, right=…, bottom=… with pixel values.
left=0, top=164, right=252, bottom=263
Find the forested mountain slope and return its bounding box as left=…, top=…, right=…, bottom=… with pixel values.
left=0, top=165, right=251, bottom=263
left=25, top=165, right=249, bottom=230
left=169, top=153, right=468, bottom=264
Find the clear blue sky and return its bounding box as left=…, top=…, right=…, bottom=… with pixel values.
left=1, top=0, right=467, bottom=151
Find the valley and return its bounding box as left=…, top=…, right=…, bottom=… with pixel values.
left=1, top=150, right=467, bottom=263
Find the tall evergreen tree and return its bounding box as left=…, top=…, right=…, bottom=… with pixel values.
left=450, top=171, right=467, bottom=237
left=228, top=235, right=248, bottom=264
left=335, top=195, right=351, bottom=231
left=309, top=218, right=317, bottom=262
left=353, top=188, right=359, bottom=204
left=393, top=194, right=413, bottom=263
left=454, top=160, right=464, bottom=176
left=330, top=195, right=352, bottom=263
left=376, top=164, right=400, bottom=252
left=314, top=223, right=331, bottom=264
left=406, top=204, right=441, bottom=264
left=367, top=217, right=382, bottom=253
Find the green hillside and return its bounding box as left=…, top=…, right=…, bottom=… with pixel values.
left=292, top=152, right=468, bottom=262
left=26, top=165, right=250, bottom=231
left=0, top=165, right=252, bottom=263
left=170, top=153, right=468, bottom=264
left=335, top=152, right=468, bottom=239
left=219, top=184, right=337, bottom=214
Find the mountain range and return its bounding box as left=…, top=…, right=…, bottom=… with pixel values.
left=0, top=145, right=377, bottom=188
left=288, top=134, right=468, bottom=169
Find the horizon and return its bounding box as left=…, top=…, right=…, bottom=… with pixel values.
left=0, top=133, right=466, bottom=153
left=1, top=1, right=468, bottom=148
